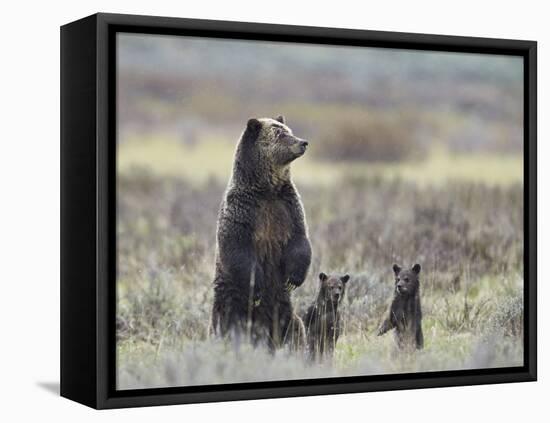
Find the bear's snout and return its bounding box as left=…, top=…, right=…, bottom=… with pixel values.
left=296, top=139, right=309, bottom=153
left=290, top=138, right=309, bottom=157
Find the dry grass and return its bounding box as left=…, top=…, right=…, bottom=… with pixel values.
left=116, top=169, right=523, bottom=389
left=118, top=135, right=523, bottom=187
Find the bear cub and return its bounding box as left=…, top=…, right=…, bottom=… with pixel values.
left=303, top=272, right=350, bottom=360
left=378, top=263, right=424, bottom=350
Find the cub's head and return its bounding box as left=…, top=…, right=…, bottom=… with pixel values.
left=244, top=115, right=309, bottom=166
left=319, top=272, right=350, bottom=305
left=392, top=264, right=421, bottom=296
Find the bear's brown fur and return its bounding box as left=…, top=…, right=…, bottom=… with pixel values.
left=303, top=272, right=350, bottom=360
left=211, top=116, right=312, bottom=350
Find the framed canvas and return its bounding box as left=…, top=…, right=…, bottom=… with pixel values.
left=60, top=13, right=537, bottom=409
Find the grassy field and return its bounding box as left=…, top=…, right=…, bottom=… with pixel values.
left=116, top=144, right=524, bottom=389
left=118, top=134, right=523, bottom=187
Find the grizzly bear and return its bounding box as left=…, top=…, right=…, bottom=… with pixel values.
left=211, top=116, right=312, bottom=350
left=377, top=264, right=424, bottom=350
left=303, top=272, right=350, bottom=360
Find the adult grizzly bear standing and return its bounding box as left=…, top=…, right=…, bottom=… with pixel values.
left=211, top=116, right=312, bottom=350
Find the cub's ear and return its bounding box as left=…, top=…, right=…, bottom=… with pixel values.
left=412, top=264, right=421, bottom=274
left=246, top=118, right=262, bottom=133
left=341, top=274, right=350, bottom=284
left=319, top=272, right=328, bottom=282
left=275, top=115, right=286, bottom=124
left=392, top=264, right=402, bottom=275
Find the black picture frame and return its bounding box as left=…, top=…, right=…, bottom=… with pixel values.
left=60, top=12, right=537, bottom=409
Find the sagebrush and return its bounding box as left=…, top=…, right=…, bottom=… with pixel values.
left=116, top=169, right=523, bottom=389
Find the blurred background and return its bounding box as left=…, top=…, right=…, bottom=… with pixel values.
left=117, top=33, right=523, bottom=185
left=116, top=33, right=524, bottom=389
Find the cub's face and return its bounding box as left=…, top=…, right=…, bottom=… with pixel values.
left=319, top=272, right=350, bottom=304
left=393, top=264, right=421, bottom=296
left=249, top=116, right=309, bottom=166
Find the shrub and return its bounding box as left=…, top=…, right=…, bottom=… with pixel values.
left=315, top=115, right=424, bottom=162
left=487, top=290, right=523, bottom=338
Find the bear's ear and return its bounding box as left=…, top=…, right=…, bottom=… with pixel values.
left=275, top=115, right=286, bottom=124
left=392, top=264, right=401, bottom=275
left=341, top=274, right=350, bottom=284
left=319, top=272, right=328, bottom=282
left=246, top=118, right=262, bottom=133
left=412, top=264, right=421, bottom=274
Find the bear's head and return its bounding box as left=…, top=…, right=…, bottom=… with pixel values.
left=392, top=263, right=421, bottom=296
left=319, top=272, right=350, bottom=305
left=243, top=115, right=309, bottom=167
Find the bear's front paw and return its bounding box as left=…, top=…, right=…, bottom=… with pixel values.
left=285, top=279, right=299, bottom=293
left=286, top=274, right=305, bottom=289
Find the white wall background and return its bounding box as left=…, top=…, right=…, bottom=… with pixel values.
left=0, top=0, right=546, bottom=420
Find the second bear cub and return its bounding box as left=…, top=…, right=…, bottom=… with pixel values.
left=378, top=263, right=424, bottom=350
left=303, top=272, right=350, bottom=360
